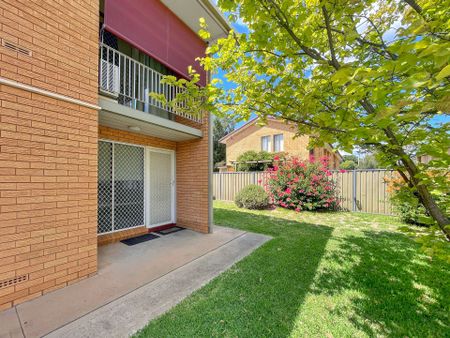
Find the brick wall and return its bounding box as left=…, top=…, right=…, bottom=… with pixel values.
left=97, top=226, right=148, bottom=246
left=224, top=119, right=342, bottom=169
left=224, top=120, right=311, bottom=163
left=100, top=118, right=210, bottom=234
left=0, top=0, right=98, bottom=310
left=312, top=147, right=341, bottom=170
left=98, top=125, right=176, bottom=150
left=175, top=115, right=210, bottom=233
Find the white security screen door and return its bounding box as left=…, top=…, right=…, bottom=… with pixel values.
left=147, top=149, right=175, bottom=226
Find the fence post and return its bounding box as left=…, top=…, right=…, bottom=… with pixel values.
left=219, top=173, right=223, bottom=200
left=352, top=170, right=357, bottom=212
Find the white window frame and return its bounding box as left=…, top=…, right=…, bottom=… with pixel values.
left=261, top=135, right=272, bottom=152
left=274, top=134, right=284, bottom=152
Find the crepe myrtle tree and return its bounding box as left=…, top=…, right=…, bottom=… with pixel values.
left=156, top=1, right=450, bottom=239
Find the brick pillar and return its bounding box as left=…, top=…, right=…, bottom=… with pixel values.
left=175, top=114, right=211, bottom=233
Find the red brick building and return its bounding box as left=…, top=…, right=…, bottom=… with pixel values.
left=0, top=0, right=229, bottom=310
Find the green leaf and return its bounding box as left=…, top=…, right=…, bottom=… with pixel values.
left=436, top=65, right=450, bottom=80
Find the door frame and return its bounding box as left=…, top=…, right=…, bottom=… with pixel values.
left=145, top=146, right=176, bottom=228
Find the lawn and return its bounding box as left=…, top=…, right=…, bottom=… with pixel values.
left=136, top=201, right=450, bottom=337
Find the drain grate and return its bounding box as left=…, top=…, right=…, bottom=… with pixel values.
left=0, top=274, right=29, bottom=289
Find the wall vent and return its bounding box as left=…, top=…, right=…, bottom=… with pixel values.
left=0, top=274, right=29, bottom=289
left=1, top=39, right=32, bottom=56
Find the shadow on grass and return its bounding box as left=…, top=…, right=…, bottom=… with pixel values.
left=136, top=206, right=450, bottom=337
left=311, top=229, right=450, bottom=337
left=136, top=208, right=333, bottom=337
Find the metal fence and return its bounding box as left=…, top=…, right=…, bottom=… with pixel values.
left=99, top=42, right=201, bottom=123
left=213, top=169, right=396, bottom=215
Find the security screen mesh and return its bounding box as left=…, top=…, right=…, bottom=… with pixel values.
left=97, top=141, right=145, bottom=234
left=149, top=151, right=172, bottom=225
left=113, top=143, right=145, bottom=230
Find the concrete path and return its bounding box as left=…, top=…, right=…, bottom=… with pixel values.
left=0, top=226, right=270, bottom=338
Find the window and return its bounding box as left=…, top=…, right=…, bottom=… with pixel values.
left=261, top=136, right=271, bottom=152
left=274, top=134, right=284, bottom=152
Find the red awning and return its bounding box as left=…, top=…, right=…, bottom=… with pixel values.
left=104, top=0, right=207, bottom=86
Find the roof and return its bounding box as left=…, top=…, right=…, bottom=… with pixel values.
left=161, top=0, right=231, bottom=41
left=219, top=117, right=259, bottom=143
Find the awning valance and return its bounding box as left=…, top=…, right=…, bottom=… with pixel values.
left=104, top=0, right=207, bottom=86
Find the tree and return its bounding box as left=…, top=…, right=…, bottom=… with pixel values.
left=340, top=154, right=358, bottom=169
left=340, top=160, right=357, bottom=170
left=343, top=154, right=358, bottom=163
left=213, top=116, right=235, bottom=168
left=358, top=154, right=379, bottom=169
left=236, top=150, right=274, bottom=171
left=197, top=0, right=449, bottom=240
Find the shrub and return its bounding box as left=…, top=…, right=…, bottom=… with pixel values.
left=340, top=160, right=357, bottom=170
left=267, top=156, right=339, bottom=211
left=236, top=150, right=280, bottom=171
left=235, top=184, right=270, bottom=209
left=387, top=176, right=443, bottom=226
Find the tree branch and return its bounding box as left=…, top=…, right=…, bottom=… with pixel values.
left=243, top=49, right=306, bottom=58
left=321, top=3, right=340, bottom=69
left=259, top=0, right=330, bottom=64
left=402, top=0, right=422, bottom=15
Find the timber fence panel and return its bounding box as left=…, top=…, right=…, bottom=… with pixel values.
left=213, top=169, right=395, bottom=215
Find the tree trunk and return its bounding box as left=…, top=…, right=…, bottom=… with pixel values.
left=384, top=128, right=450, bottom=240
left=401, top=158, right=450, bottom=240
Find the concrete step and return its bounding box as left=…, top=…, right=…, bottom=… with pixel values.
left=45, top=231, right=270, bottom=338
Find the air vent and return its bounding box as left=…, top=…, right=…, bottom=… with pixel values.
left=1, top=39, right=32, bottom=56
left=0, top=274, right=29, bottom=289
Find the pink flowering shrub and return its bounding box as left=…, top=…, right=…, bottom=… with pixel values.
left=266, top=156, right=339, bottom=211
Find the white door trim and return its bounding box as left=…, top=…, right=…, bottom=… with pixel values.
left=145, top=147, right=176, bottom=228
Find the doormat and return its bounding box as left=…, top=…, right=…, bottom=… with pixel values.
left=156, top=226, right=185, bottom=236
left=121, top=233, right=160, bottom=246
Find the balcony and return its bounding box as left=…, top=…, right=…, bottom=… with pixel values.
left=99, top=42, right=202, bottom=123
left=98, top=42, right=203, bottom=141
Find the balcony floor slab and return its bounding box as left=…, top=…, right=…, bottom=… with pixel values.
left=99, top=96, right=203, bottom=142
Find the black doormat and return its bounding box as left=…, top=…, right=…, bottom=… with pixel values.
left=156, top=226, right=185, bottom=235
left=121, top=233, right=159, bottom=246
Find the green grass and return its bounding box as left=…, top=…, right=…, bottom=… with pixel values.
left=136, top=201, right=450, bottom=337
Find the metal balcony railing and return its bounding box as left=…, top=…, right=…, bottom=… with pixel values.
left=99, top=42, right=202, bottom=123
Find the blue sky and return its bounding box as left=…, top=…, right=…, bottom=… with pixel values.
left=212, top=19, right=250, bottom=129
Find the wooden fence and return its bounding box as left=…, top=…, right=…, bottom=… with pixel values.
left=213, top=169, right=396, bottom=215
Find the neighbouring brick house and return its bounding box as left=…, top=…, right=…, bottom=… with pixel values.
left=417, top=148, right=450, bottom=164
left=0, top=0, right=229, bottom=310
left=220, top=117, right=343, bottom=170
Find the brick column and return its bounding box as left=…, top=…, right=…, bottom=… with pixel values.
left=175, top=114, right=211, bottom=233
